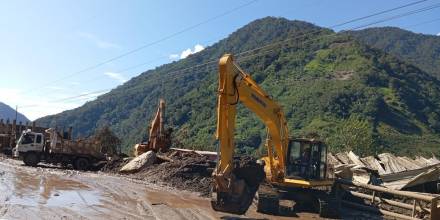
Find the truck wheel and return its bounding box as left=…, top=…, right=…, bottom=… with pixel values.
left=23, top=153, right=39, bottom=167
left=74, top=158, right=90, bottom=171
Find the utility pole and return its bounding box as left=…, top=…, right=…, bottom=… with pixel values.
left=15, top=105, right=18, bottom=122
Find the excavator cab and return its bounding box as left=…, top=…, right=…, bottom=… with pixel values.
left=286, top=138, right=327, bottom=180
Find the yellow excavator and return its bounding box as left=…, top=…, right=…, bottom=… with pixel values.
left=134, top=99, right=172, bottom=156
left=211, top=54, right=338, bottom=217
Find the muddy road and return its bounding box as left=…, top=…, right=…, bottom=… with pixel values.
left=0, top=157, right=327, bottom=220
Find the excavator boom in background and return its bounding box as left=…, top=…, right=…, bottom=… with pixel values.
left=134, top=99, right=171, bottom=156
left=211, top=54, right=338, bottom=217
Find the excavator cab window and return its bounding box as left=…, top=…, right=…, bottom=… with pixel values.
left=286, top=139, right=326, bottom=180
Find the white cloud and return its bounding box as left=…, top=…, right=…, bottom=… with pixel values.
left=103, top=72, right=127, bottom=83
left=169, top=44, right=205, bottom=60
left=78, top=32, right=121, bottom=49
left=437, top=32, right=440, bottom=36
left=180, top=48, right=193, bottom=59
left=193, top=44, right=204, bottom=53
left=180, top=44, right=205, bottom=59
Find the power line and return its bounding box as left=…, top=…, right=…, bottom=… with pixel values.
left=36, top=36, right=221, bottom=94
left=19, top=63, right=219, bottom=109
left=349, top=2, right=440, bottom=30
left=134, top=0, right=436, bottom=83
left=236, top=1, right=440, bottom=63
left=236, top=0, right=431, bottom=58
left=19, top=89, right=109, bottom=109
left=21, top=0, right=439, bottom=110
left=72, top=55, right=169, bottom=87
left=329, top=0, right=428, bottom=29
left=159, top=0, right=440, bottom=74
left=23, top=0, right=428, bottom=98
left=22, top=0, right=259, bottom=95
left=405, top=17, right=440, bottom=28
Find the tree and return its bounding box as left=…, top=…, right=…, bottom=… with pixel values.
left=94, top=126, right=121, bottom=155
left=327, top=116, right=374, bottom=156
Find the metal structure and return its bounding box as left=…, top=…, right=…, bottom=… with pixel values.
left=336, top=178, right=440, bottom=220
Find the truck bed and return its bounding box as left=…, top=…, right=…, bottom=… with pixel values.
left=48, top=139, right=104, bottom=159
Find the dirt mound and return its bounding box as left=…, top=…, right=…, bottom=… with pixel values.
left=137, top=150, right=216, bottom=196
left=100, top=150, right=265, bottom=197
left=101, top=150, right=216, bottom=196
left=101, top=157, right=131, bottom=173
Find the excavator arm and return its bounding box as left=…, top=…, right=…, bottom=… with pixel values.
left=134, top=99, right=171, bottom=156
left=212, top=54, right=289, bottom=214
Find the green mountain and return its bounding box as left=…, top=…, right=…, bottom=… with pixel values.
left=36, top=17, right=440, bottom=156
left=347, top=27, right=440, bottom=79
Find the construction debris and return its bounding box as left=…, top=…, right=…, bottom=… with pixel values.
left=331, top=152, right=440, bottom=220
left=336, top=178, right=440, bottom=220
left=101, top=149, right=215, bottom=196
left=330, top=151, right=440, bottom=192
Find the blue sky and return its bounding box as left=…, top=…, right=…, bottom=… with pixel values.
left=0, top=0, right=439, bottom=120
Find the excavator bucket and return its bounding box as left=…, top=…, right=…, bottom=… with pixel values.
left=211, top=157, right=265, bottom=215
left=211, top=181, right=257, bottom=215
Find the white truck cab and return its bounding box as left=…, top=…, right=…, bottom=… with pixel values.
left=14, top=130, right=45, bottom=157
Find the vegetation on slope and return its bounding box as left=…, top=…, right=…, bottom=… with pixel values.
left=347, top=27, right=440, bottom=79
left=37, top=17, right=440, bottom=156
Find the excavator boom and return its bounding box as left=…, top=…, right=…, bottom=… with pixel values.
left=212, top=54, right=289, bottom=214
left=134, top=99, right=171, bottom=156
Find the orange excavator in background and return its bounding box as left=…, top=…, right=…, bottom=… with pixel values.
left=134, top=99, right=172, bottom=156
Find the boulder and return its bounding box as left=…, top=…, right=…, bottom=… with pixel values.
left=120, top=151, right=156, bottom=173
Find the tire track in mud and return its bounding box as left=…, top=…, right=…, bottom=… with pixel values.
left=0, top=157, right=322, bottom=220
left=88, top=175, right=214, bottom=220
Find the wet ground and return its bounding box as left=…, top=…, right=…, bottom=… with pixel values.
left=0, top=157, right=325, bottom=220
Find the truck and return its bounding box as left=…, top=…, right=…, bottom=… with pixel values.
left=13, top=128, right=107, bottom=170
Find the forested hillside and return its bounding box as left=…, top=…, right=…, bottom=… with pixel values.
left=347, top=27, right=440, bottom=78
left=36, top=17, right=440, bottom=156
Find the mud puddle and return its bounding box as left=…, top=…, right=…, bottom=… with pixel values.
left=0, top=158, right=322, bottom=219
left=0, top=159, right=219, bottom=220
left=6, top=168, right=99, bottom=208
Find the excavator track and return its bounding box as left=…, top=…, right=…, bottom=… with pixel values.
left=257, top=183, right=280, bottom=214
left=316, top=191, right=340, bottom=219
